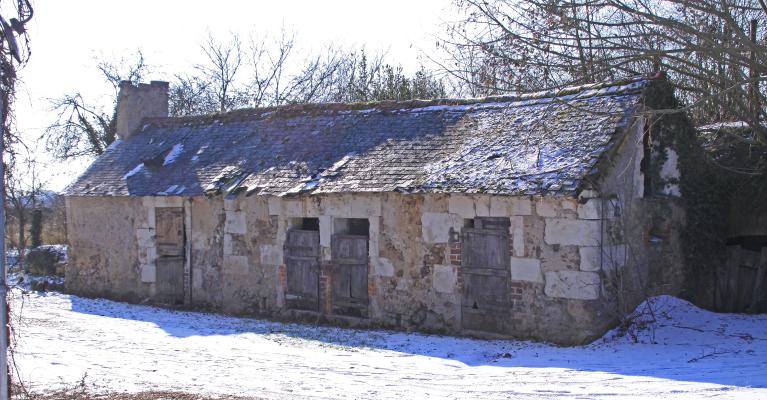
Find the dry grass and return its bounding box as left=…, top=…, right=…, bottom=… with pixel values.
left=11, top=382, right=260, bottom=400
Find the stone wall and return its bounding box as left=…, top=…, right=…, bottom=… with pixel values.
left=65, top=196, right=154, bottom=301
left=587, top=114, right=685, bottom=316
left=422, top=193, right=619, bottom=343
left=67, top=190, right=648, bottom=344
left=201, top=192, right=628, bottom=343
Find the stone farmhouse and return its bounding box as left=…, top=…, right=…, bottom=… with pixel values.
left=64, top=74, right=690, bottom=344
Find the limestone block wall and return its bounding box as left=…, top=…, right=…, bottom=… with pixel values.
left=421, top=193, right=627, bottom=343
left=67, top=191, right=629, bottom=344
left=66, top=196, right=155, bottom=301
left=376, top=193, right=456, bottom=332
left=218, top=195, right=280, bottom=315
left=187, top=196, right=225, bottom=308
left=241, top=192, right=628, bottom=343
left=67, top=181, right=680, bottom=344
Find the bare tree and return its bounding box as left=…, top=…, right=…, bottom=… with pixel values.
left=168, top=73, right=218, bottom=117
left=43, top=52, right=148, bottom=159
left=170, top=29, right=298, bottom=114
left=4, top=154, right=44, bottom=262
left=290, top=49, right=446, bottom=103
left=96, top=52, right=148, bottom=93
left=173, top=33, right=447, bottom=114
left=197, top=32, right=247, bottom=112
left=440, top=0, right=767, bottom=144
left=247, top=28, right=297, bottom=106
left=47, top=32, right=447, bottom=124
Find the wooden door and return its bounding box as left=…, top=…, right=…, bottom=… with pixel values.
left=155, top=207, right=185, bottom=304
left=461, top=227, right=511, bottom=334
left=284, top=229, right=320, bottom=311
left=331, top=234, right=369, bottom=317
left=721, top=245, right=767, bottom=312
left=736, top=264, right=758, bottom=311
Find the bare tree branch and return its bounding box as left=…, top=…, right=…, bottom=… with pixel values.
left=439, top=0, right=767, bottom=145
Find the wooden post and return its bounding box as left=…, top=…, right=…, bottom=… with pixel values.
left=750, top=19, right=760, bottom=124
left=0, top=91, right=9, bottom=400
left=750, top=247, right=767, bottom=313
left=184, top=199, right=192, bottom=305
left=724, top=245, right=742, bottom=312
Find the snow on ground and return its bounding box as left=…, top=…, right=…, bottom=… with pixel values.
left=10, top=291, right=767, bottom=399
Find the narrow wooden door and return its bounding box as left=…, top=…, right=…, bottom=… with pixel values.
left=155, top=207, right=185, bottom=304
left=331, top=234, right=369, bottom=317
left=737, top=265, right=758, bottom=311
left=284, top=229, right=320, bottom=311
left=461, top=227, right=511, bottom=334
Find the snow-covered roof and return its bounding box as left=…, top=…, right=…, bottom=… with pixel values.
left=65, top=75, right=666, bottom=198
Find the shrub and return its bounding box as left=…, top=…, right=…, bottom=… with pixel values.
left=26, top=246, right=65, bottom=276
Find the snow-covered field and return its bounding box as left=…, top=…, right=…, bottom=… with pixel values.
left=10, top=291, right=767, bottom=399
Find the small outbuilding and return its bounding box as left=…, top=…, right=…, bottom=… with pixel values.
left=64, top=74, right=691, bottom=344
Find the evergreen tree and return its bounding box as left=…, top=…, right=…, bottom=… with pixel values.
left=30, top=208, right=43, bottom=248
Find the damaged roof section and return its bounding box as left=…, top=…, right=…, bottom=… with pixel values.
left=65, top=76, right=657, bottom=198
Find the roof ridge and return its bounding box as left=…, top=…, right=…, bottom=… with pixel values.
left=142, top=73, right=660, bottom=129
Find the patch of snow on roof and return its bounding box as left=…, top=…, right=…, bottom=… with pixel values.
left=698, top=121, right=767, bottom=131
left=157, top=185, right=178, bottom=196
left=162, top=143, right=184, bottom=166
left=192, top=146, right=207, bottom=162
left=281, top=152, right=358, bottom=195
left=414, top=104, right=458, bottom=112
left=104, top=139, right=123, bottom=152
left=408, top=102, right=511, bottom=114
left=122, top=163, right=145, bottom=180
left=321, top=152, right=356, bottom=177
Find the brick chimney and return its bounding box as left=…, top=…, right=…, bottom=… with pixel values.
left=115, top=80, right=169, bottom=140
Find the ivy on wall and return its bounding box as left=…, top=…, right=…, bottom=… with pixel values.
left=643, top=80, right=766, bottom=308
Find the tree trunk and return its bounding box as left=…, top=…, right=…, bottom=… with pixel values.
left=16, top=209, right=24, bottom=268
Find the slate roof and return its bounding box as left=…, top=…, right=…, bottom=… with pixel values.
left=65, top=76, right=660, bottom=198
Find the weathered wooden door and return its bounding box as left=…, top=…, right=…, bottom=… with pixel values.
left=331, top=234, right=369, bottom=317
left=284, top=229, right=321, bottom=311
left=461, top=226, right=511, bottom=334
left=737, top=264, right=758, bottom=311
left=720, top=244, right=767, bottom=313
left=155, top=207, right=185, bottom=304
left=718, top=245, right=767, bottom=312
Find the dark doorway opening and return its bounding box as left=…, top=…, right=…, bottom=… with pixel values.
left=289, top=217, right=320, bottom=231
